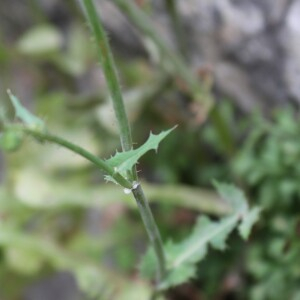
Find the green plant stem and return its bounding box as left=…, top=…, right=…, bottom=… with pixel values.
left=164, top=0, right=187, bottom=59
left=82, top=0, right=133, bottom=154
left=22, top=127, right=132, bottom=189
left=81, top=0, right=167, bottom=283
left=132, top=184, right=166, bottom=282
left=113, top=0, right=213, bottom=114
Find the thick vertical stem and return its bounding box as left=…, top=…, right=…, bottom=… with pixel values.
left=81, top=0, right=167, bottom=283
left=132, top=184, right=166, bottom=282
left=82, top=0, right=132, bottom=153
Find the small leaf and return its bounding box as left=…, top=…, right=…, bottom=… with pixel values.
left=106, top=127, right=176, bottom=176
left=7, top=90, right=45, bottom=130
left=239, top=207, right=261, bottom=239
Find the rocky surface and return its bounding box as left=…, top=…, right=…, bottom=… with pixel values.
left=2, top=0, right=300, bottom=111
left=96, top=0, right=299, bottom=111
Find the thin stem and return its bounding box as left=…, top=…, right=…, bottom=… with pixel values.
left=80, top=0, right=167, bottom=283
left=132, top=184, right=166, bottom=282
left=22, top=127, right=132, bottom=189
left=164, top=0, right=187, bottom=59
left=82, top=0, right=133, bottom=153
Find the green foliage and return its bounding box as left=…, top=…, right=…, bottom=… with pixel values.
left=234, top=108, right=300, bottom=208
left=106, top=127, right=176, bottom=180
left=231, top=108, right=300, bottom=299
left=3, top=90, right=175, bottom=191
left=141, top=183, right=260, bottom=290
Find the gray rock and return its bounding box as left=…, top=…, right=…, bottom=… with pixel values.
left=3, top=0, right=300, bottom=110
left=96, top=0, right=299, bottom=110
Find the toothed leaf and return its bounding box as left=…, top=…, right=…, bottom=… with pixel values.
left=106, top=127, right=175, bottom=176
left=141, top=183, right=260, bottom=290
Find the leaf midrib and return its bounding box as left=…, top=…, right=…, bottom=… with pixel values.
left=171, top=215, right=239, bottom=268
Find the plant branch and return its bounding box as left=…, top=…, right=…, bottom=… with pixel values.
left=132, top=184, right=166, bottom=281
left=81, top=0, right=167, bottom=283
left=21, top=127, right=132, bottom=189
left=81, top=0, right=133, bottom=154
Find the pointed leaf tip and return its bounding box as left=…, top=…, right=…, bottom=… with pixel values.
left=106, top=126, right=176, bottom=178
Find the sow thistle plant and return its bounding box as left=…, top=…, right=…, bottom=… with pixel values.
left=0, top=0, right=260, bottom=298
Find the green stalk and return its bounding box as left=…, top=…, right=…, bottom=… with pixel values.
left=82, top=0, right=132, bottom=153
left=81, top=0, right=167, bottom=283
left=22, top=127, right=132, bottom=189
left=132, top=184, right=166, bottom=281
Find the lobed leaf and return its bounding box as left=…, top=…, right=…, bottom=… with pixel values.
left=141, top=182, right=260, bottom=290
left=106, top=126, right=176, bottom=177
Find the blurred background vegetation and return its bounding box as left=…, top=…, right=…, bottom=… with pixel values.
left=0, top=1, right=300, bottom=300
